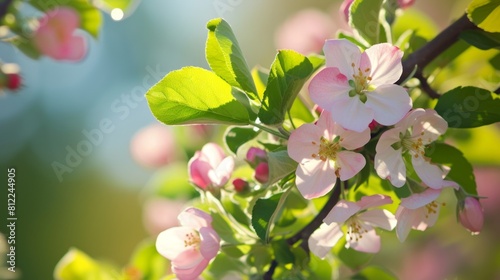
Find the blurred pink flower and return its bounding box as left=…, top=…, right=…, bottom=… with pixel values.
left=309, top=194, right=396, bottom=257
left=288, top=111, right=370, bottom=199
left=156, top=207, right=220, bottom=280
left=33, top=7, right=87, bottom=61
left=309, top=39, right=411, bottom=132
left=458, top=197, right=484, bottom=235
left=275, top=9, right=335, bottom=55
left=395, top=187, right=455, bottom=242
left=375, top=109, right=450, bottom=188
left=188, top=143, right=234, bottom=190
left=143, top=197, right=186, bottom=236
left=246, top=147, right=267, bottom=167
left=130, top=124, right=178, bottom=168
left=398, top=0, right=416, bottom=9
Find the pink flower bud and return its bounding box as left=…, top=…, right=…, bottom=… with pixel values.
left=232, top=178, right=249, bottom=193
left=368, top=120, right=380, bottom=131
left=6, top=73, right=22, bottom=91
left=254, top=162, right=269, bottom=184
left=188, top=143, right=234, bottom=190
left=459, top=197, right=484, bottom=235
left=398, top=0, right=416, bottom=9
left=246, top=147, right=267, bottom=166
left=33, top=7, right=87, bottom=61
left=340, top=0, right=354, bottom=23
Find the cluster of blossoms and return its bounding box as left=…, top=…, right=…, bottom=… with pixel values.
left=154, top=38, right=485, bottom=279
left=288, top=39, right=484, bottom=257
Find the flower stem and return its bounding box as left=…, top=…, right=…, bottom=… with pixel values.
left=250, top=121, right=289, bottom=140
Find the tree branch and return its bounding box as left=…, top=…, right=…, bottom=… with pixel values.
left=397, top=13, right=478, bottom=85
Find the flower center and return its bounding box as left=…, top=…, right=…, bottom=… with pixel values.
left=348, top=63, right=374, bottom=103
left=184, top=231, right=201, bottom=248
left=424, top=201, right=445, bottom=219
left=392, top=130, right=426, bottom=159
left=311, top=136, right=341, bottom=162
left=346, top=218, right=369, bottom=242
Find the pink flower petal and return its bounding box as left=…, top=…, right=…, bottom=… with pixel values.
left=346, top=227, right=381, bottom=253
left=296, top=159, right=338, bottom=199
left=199, top=227, right=220, bottom=260
left=178, top=207, right=213, bottom=229
left=323, top=39, right=361, bottom=75
left=172, top=248, right=204, bottom=269
left=324, top=200, right=360, bottom=224
left=288, top=122, right=322, bottom=163
left=309, top=223, right=344, bottom=259
left=366, top=84, right=412, bottom=126
left=336, top=151, right=366, bottom=181
left=363, top=43, right=403, bottom=86
left=64, top=35, right=87, bottom=61
left=400, top=188, right=441, bottom=209
left=394, top=108, right=426, bottom=130
left=375, top=146, right=406, bottom=187
left=211, top=156, right=234, bottom=186
left=172, top=258, right=209, bottom=280
left=156, top=227, right=197, bottom=260
left=331, top=94, right=374, bottom=132
left=200, top=143, right=226, bottom=169
left=188, top=154, right=212, bottom=189
left=309, top=67, right=350, bottom=111
left=356, top=194, right=393, bottom=210
left=338, top=126, right=371, bottom=150
left=358, top=209, right=396, bottom=230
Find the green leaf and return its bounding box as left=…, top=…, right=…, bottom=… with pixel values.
left=7, top=36, right=41, bottom=59
left=29, top=0, right=103, bottom=38
left=460, top=29, right=500, bottom=50
left=251, top=66, right=269, bottom=100
left=224, top=126, right=260, bottom=154
left=467, top=0, right=500, bottom=33
left=251, top=193, right=284, bottom=243
left=434, top=86, right=500, bottom=128
left=95, top=0, right=136, bottom=11
left=54, top=248, right=119, bottom=280
left=127, top=240, right=168, bottom=280
left=425, top=142, right=477, bottom=195
left=490, top=53, right=500, bottom=70
left=206, top=252, right=247, bottom=279
left=206, top=18, right=258, bottom=101
left=211, top=212, right=241, bottom=244
left=146, top=67, right=250, bottom=125
left=349, top=0, right=385, bottom=45
left=272, top=239, right=295, bottom=265
left=266, top=149, right=298, bottom=187
left=351, top=266, right=397, bottom=280
left=258, top=51, right=323, bottom=125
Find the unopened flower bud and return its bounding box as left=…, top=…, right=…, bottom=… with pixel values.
left=254, top=162, right=269, bottom=184
left=232, top=178, right=249, bottom=193
left=246, top=147, right=267, bottom=166
left=6, top=73, right=22, bottom=91
left=398, top=0, right=416, bottom=9
left=459, top=197, right=484, bottom=235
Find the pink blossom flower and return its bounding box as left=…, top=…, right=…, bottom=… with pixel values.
left=246, top=147, right=267, bottom=167
left=396, top=188, right=446, bottom=242
left=288, top=111, right=370, bottom=199
left=188, top=143, right=234, bottom=190
left=33, top=7, right=87, bottom=61
left=130, top=124, right=178, bottom=168
left=156, top=207, right=220, bottom=280
left=375, top=108, right=450, bottom=188
left=309, top=39, right=412, bottom=132
left=458, top=197, right=483, bottom=235
left=309, top=195, right=396, bottom=257
left=275, top=9, right=335, bottom=55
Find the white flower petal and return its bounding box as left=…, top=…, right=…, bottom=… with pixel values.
left=309, top=223, right=344, bottom=259
left=395, top=206, right=416, bottom=242
left=331, top=94, right=374, bottom=132
left=374, top=146, right=406, bottom=188
left=296, top=159, right=337, bottom=199
left=400, top=188, right=441, bottom=209
left=309, top=67, right=351, bottom=111
left=412, top=156, right=447, bottom=189
left=359, top=209, right=397, bottom=231
left=363, top=43, right=403, bottom=86
left=338, top=126, right=371, bottom=150
left=366, top=84, right=412, bottom=126
left=288, top=122, right=322, bottom=162
left=323, top=39, right=361, bottom=76
left=347, top=227, right=381, bottom=253
left=336, top=151, right=366, bottom=181
left=324, top=200, right=360, bottom=224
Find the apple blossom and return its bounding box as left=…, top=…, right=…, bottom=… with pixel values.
left=130, top=124, right=178, bottom=168
left=33, top=7, right=87, bottom=61
left=396, top=188, right=448, bottom=242
left=375, top=108, right=450, bottom=188
left=309, top=195, right=396, bottom=257
left=309, top=39, right=412, bottom=132
left=288, top=111, right=370, bottom=199
left=458, top=197, right=484, bottom=235
left=156, top=207, right=220, bottom=280
left=188, top=143, right=234, bottom=191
